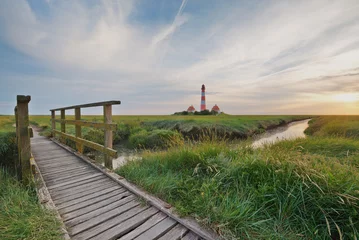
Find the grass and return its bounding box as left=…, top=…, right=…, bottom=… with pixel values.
left=305, top=116, right=359, bottom=138
left=0, top=116, right=62, bottom=240
left=116, top=116, right=359, bottom=239
left=0, top=169, right=62, bottom=240
left=27, top=115, right=309, bottom=149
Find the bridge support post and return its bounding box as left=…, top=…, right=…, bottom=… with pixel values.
left=60, top=109, right=65, bottom=143
left=51, top=110, right=56, bottom=137
left=16, top=95, right=32, bottom=185
left=104, top=104, right=113, bottom=169
left=75, top=108, right=83, bottom=153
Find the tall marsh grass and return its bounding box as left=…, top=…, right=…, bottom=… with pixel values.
left=0, top=169, right=62, bottom=240
left=116, top=138, right=359, bottom=239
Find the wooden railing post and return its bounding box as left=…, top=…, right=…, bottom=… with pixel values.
left=51, top=110, right=56, bottom=137
left=16, top=95, right=32, bottom=185
left=75, top=108, right=83, bottom=153
left=60, top=109, right=65, bottom=143
left=104, top=104, right=113, bottom=169
left=14, top=106, right=21, bottom=176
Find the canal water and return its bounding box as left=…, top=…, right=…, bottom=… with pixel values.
left=252, top=119, right=310, bottom=148
left=110, top=119, right=311, bottom=168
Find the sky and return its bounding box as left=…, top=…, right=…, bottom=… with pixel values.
left=1, top=0, right=359, bottom=115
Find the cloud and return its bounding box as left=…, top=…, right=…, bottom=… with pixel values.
left=0, top=0, right=359, bottom=114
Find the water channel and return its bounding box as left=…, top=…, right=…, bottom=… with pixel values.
left=111, top=119, right=311, bottom=168
left=252, top=119, right=310, bottom=148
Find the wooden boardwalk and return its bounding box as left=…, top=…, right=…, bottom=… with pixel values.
left=31, top=134, right=211, bottom=240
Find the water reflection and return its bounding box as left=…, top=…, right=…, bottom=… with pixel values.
left=252, top=119, right=310, bottom=148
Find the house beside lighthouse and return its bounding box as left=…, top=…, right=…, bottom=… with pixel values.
left=187, top=105, right=196, bottom=113
left=211, top=104, right=221, bottom=114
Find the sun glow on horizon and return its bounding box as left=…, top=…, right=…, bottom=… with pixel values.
left=332, top=93, right=359, bottom=103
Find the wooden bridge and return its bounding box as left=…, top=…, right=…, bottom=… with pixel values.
left=14, top=96, right=218, bottom=240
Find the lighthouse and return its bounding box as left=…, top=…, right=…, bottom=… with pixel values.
left=200, top=84, right=206, bottom=111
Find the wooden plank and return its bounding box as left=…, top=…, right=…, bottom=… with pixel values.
left=54, top=119, right=117, bottom=131
left=38, top=160, right=83, bottom=169
left=133, top=217, right=177, bottom=240
left=44, top=169, right=95, bottom=182
left=45, top=172, right=96, bottom=186
left=42, top=165, right=91, bottom=176
left=49, top=175, right=105, bottom=192
left=53, top=182, right=117, bottom=203
left=47, top=173, right=103, bottom=190
left=50, top=178, right=110, bottom=197
left=69, top=200, right=140, bottom=236
left=89, top=207, right=159, bottom=240
left=32, top=144, right=63, bottom=150
left=53, top=130, right=117, bottom=158
left=181, top=231, right=200, bottom=240
left=58, top=188, right=127, bottom=215
left=56, top=185, right=120, bottom=209
left=50, top=100, right=121, bottom=111
left=65, top=195, right=136, bottom=228
left=62, top=191, right=132, bottom=221
left=37, top=157, right=80, bottom=166
left=118, top=212, right=167, bottom=240
left=158, top=224, right=189, bottom=240
left=40, top=165, right=89, bottom=178
left=34, top=151, right=73, bottom=160
left=44, top=169, right=97, bottom=181
left=72, top=206, right=147, bottom=240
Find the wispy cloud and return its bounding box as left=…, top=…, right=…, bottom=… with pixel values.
left=0, top=0, right=359, bottom=114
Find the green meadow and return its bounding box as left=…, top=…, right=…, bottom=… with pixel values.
left=114, top=115, right=359, bottom=239
left=1, top=114, right=358, bottom=239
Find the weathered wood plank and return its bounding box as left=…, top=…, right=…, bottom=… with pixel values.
left=47, top=173, right=103, bottom=190
left=69, top=200, right=140, bottom=236
left=72, top=206, right=147, bottom=240
left=50, top=100, right=121, bottom=111
left=36, top=156, right=79, bottom=165
left=158, top=224, right=189, bottom=240
left=38, top=160, right=85, bottom=169
left=133, top=217, right=177, bottom=240
left=42, top=165, right=91, bottom=176
left=90, top=207, right=159, bottom=240
left=43, top=169, right=96, bottom=181
left=65, top=195, right=136, bottom=228
left=53, top=182, right=118, bottom=203
left=49, top=175, right=105, bottom=192
left=62, top=191, right=132, bottom=221
left=56, top=185, right=120, bottom=209
left=53, top=130, right=117, bottom=158
left=58, top=188, right=127, bottom=215
left=33, top=151, right=73, bottom=161
left=118, top=212, right=167, bottom=240
left=45, top=172, right=96, bottom=186
left=51, top=178, right=110, bottom=197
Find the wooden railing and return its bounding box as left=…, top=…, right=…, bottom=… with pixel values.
left=50, top=100, right=121, bottom=169
left=14, top=95, right=34, bottom=185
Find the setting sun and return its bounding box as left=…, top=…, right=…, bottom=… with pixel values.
left=332, top=93, right=358, bottom=103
